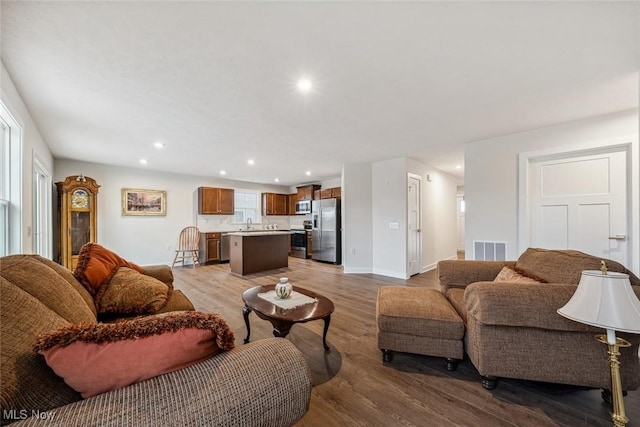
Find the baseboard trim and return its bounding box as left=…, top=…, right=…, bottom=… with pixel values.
left=421, top=263, right=437, bottom=273
left=421, top=255, right=456, bottom=274
left=372, top=269, right=408, bottom=279
left=343, top=267, right=373, bottom=274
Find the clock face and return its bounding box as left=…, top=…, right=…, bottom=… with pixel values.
left=71, top=189, right=90, bottom=209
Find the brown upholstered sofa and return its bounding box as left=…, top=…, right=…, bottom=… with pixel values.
left=1, top=254, right=312, bottom=426
left=438, top=248, right=640, bottom=392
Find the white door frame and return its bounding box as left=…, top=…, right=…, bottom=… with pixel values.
left=518, top=138, right=638, bottom=274
left=407, top=173, right=422, bottom=276
left=33, top=151, right=52, bottom=258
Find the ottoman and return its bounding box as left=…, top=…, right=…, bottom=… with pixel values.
left=376, top=286, right=464, bottom=370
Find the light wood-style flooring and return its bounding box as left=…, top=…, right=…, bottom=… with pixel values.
left=172, top=257, right=639, bottom=427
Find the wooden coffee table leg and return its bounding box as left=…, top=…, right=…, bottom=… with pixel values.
left=272, top=321, right=293, bottom=338
left=322, top=314, right=331, bottom=351
left=242, top=305, right=252, bottom=343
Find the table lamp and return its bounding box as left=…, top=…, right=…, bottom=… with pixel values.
left=557, top=262, right=640, bottom=427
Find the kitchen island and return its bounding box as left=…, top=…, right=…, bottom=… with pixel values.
left=229, top=231, right=291, bottom=276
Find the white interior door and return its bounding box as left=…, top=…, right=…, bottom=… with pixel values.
left=407, top=175, right=421, bottom=276
left=530, top=150, right=628, bottom=265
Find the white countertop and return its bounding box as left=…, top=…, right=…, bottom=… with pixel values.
left=227, top=230, right=293, bottom=237
left=201, top=229, right=290, bottom=234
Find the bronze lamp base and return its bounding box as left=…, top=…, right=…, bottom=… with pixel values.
left=595, top=334, right=631, bottom=427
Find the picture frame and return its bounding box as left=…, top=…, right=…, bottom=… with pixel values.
left=121, top=188, right=166, bottom=216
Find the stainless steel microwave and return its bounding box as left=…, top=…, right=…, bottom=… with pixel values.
left=295, top=200, right=311, bottom=214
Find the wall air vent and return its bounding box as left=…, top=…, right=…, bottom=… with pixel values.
left=473, top=241, right=507, bottom=261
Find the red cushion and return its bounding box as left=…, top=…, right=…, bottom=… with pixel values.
left=34, top=312, right=235, bottom=398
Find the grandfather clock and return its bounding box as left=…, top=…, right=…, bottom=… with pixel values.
left=56, top=175, right=100, bottom=269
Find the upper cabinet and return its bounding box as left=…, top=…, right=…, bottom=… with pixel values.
left=198, top=187, right=234, bottom=215
left=288, top=193, right=298, bottom=215
left=297, top=184, right=321, bottom=201
left=262, top=193, right=288, bottom=216
left=320, top=187, right=341, bottom=199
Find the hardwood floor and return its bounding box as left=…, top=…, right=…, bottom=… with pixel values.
left=172, top=257, right=639, bottom=427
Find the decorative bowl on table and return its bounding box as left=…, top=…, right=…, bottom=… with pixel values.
left=275, top=277, right=292, bottom=299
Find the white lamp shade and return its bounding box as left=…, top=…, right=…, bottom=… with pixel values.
left=557, top=270, right=640, bottom=334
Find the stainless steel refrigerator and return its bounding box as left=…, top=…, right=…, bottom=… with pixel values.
left=311, top=198, right=341, bottom=264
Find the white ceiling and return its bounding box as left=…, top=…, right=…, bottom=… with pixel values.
left=1, top=1, right=638, bottom=186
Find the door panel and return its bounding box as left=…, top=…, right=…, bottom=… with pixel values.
left=531, top=150, right=627, bottom=264
left=541, top=158, right=609, bottom=196
left=539, top=205, right=568, bottom=249
left=576, top=203, right=610, bottom=258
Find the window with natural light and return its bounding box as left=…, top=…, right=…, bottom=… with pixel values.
left=1, top=99, right=23, bottom=256
left=234, top=190, right=261, bottom=224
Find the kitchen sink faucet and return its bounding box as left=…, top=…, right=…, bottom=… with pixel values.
left=246, top=218, right=252, bottom=230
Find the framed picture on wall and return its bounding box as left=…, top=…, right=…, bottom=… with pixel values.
left=121, top=188, right=166, bottom=216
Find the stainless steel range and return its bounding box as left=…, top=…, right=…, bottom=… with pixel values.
left=290, top=220, right=312, bottom=259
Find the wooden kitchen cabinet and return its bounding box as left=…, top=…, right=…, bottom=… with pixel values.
left=288, top=193, right=298, bottom=215
left=199, top=232, right=221, bottom=263
left=320, top=187, right=341, bottom=199
left=262, top=193, right=288, bottom=215
left=230, top=233, right=289, bottom=275
left=198, top=187, right=234, bottom=215
left=306, top=230, right=313, bottom=258
left=56, top=175, right=100, bottom=269
left=297, top=184, right=320, bottom=201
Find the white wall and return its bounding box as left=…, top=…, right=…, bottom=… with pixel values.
left=465, top=109, right=639, bottom=274
left=342, top=162, right=373, bottom=273
left=371, top=158, right=407, bottom=278
left=320, top=177, right=341, bottom=189
left=407, top=159, right=458, bottom=271
left=1, top=61, right=54, bottom=254
left=342, top=157, right=458, bottom=278
left=54, top=159, right=293, bottom=265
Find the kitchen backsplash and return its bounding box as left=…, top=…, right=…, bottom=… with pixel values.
left=196, top=215, right=308, bottom=232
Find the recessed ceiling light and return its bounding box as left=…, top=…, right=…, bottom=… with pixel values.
left=139, top=159, right=148, bottom=165
left=456, top=165, right=462, bottom=169
left=220, top=170, right=226, bottom=175
left=153, top=142, right=164, bottom=149
left=274, top=178, right=280, bottom=182
left=305, top=171, right=311, bottom=176
left=248, top=159, right=255, bottom=165
left=297, top=78, right=313, bottom=93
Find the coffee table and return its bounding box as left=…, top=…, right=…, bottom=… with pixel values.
left=242, top=285, right=335, bottom=351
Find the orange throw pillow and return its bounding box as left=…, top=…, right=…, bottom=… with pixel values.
left=34, top=312, right=235, bottom=398
left=74, top=243, right=145, bottom=296
left=494, top=266, right=542, bottom=284
left=97, top=267, right=172, bottom=315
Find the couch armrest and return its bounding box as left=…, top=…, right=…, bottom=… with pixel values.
left=465, top=281, right=603, bottom=332
left=15, top=338, right=312, bottom=426
left=142, top=264, right=173, bottom=286
left=438, top=260, right=515, bottom=294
